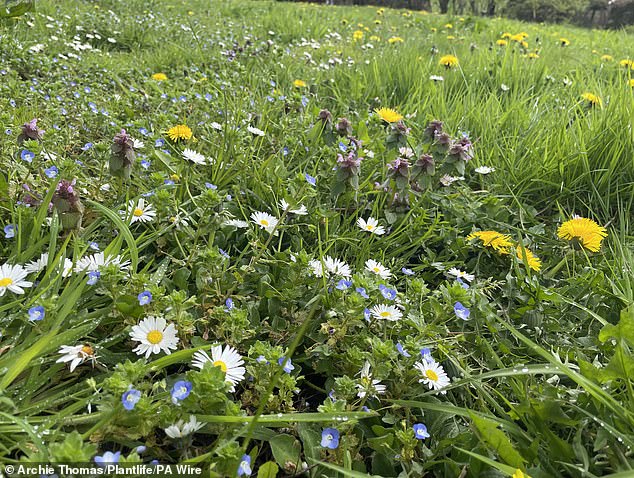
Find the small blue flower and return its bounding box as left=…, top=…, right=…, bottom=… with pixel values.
left=219, top=248, right=230, bottom=259
left=81, top=142, right=94, bottom=151
left=278, top=357, right=295, bottom=374
left=237, top=454, right=252, bottom=477
left=256, top=355, right=268, bottom=364
left=87, top=271, right=101, bottom=285
left=44, top=166, right=59, bottom=178
left=420, top=348, right=432, bottom=360
left=454, top=302, right=470, bottom=320
left=136, top=445, right=147, bottom=454
left=363, top=308, right=371, bottom=321
left=154, top=138, right=165, bottom=148
left=328, top=390, right=336, bottom=400
left=379, top=284, right=397, bottom=301
left=139, top=127, right=149, bottom=136
left=361, top=406, right=370, bottom=412
left=5, top=128, right=12, bottom=135
left=396, top=342, right=411, bottom=357
left=338, top=142, right=347, bottom=152
left=282, top=146, right=289, bottom=156
left=413, top=423, right=430, bottom=440
left=356, top=287, right=369, bottom=299
left=225, top=298, right=234, bottom=311
left=140, top=159, right=151, bottom=170
left=94, top=451, right=121, bottom=466
left=137, top=291, right=152, bottom=306
left=20, top=149, right=35, bottom=163
left=304, top=173, right=316, bottom=186
left=171, top=380, right=192, bottom=402
left=402, top=267, right=415, bottom=276
left=205, top=182, right=218, bottom=190
left=122, top=388, right=141, bottom=411
left=321, top=428, right=340, bottom=449
left=456, top=277, right=469, bottom=290
left=4, top=224, right=15, bottom=239
left=28, top=305, right=45, bottom=321
left=204, top=93, right=213, bottom=101
left=336, top=279, right=352, bottom=290
left=89, top=241, right=100, bottom=251
left=164, top=179, right=175, bottom=185
left=301, top=96, right=309, bottom=107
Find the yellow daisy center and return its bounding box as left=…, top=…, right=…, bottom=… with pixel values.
left=426, top=370, right=439, bottom=381
left=133, top=208, right=144, bottom=217
left=0, top=277, right=13, bottom=287
left=373, top=267, right=380, bottom=273
left=380, top=311, right=391, bottom=318
left=146, top=330, right=163, bottom=344
left=213, top=360, right=228, bottom=372
left=81, top=345, right=94, bottom=356
left=366, top=225, right=374, bottom=230
left=259, top=219, right=269, bottom=226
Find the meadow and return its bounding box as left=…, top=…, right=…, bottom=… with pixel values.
left=0, top=0, right=633, bottom=476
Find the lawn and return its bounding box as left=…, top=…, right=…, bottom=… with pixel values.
left=0, top=0, right=633, bottom=477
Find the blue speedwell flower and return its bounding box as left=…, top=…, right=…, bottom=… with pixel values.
left=356, top=287, right=369, bottom=298
left=171, top=380, right=192, bottom=403
left=95, top=451, right=121, bottom=466
left=138, top=291, right=152, bottom=306
left=304, top=172, right=316, bottom=186
left=379, top=284, right=397, bottom=300
left=44, top=166, right=59, bottom=178
left=28, top=306, right=45, bottom=321
left=87, top=271, right=101, bottom=285
left=121, top=388, right=141, bottom=411
left=225, top=298, right=234, bottom=311
left=20, top=150, right=35, bottom=163
left=321, top=428, right=340, bottom=449
left=402, top=267, right=415, bottom=276
left=4, top=225, right=15, bottom=239
left=396, top=342, right=411, bottom=357
left=454, top=302, right=470, bottom=320
left=237, top=454, right=252, bottom=476
left=413, top=423, right=430, bottom=440
left=278, top=357, right=295, bottom=374
left=336, top=279, right=352, bottom=290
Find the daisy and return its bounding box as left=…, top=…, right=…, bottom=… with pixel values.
left=182, top=148, right=208, bottom=165
left=132, top=138, right=145, bottom=149
left=191, top=344, right=246, bottom=391
left=429, top=75, right=444, bottom=81
left=125, top=198, right=156, bottom=224
left=279, top=199, right=308, bottom=215
left=56, top=344, right=98, bottom=372
left=223, top=219, right=249, bottom=228
left=74, top=252, right=130, bottom=273
left=415, top=359, right=451, bottom=391
left=130, top=316, right=179, bottom=358
left=309, top=256, right=352, bottom=279
left=164, top=415, right=204, bottom=438
left=25, top=253, right=49, bottom=274
left=167, top=124, right=192, bottom=141
left=356, top=361, right=386, bottom=398
left=448, top=267, right=475, bottom=282
left=0, top=263, right=33, bottom=296
left=557, top=216, right=607, bottom=252
left=210, top=122, right=222, bottom=131
left=250, top=211, right=279, bottom=233
left=369, top=304, right=402, bottom=321
left=247, top=126, right=265, bottom=137
left=365, top=259, right=392, bottom=279
left=357, top=217, right=385, bottom=235
left=474, top=166, right=495, bottom=174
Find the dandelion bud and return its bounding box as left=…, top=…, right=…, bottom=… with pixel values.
left=18, top=118, right=45, bottom=144
left=110, top=129, right=136, bottom=180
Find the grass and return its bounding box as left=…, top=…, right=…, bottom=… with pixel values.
left=0, top=0, right=633, bottom=476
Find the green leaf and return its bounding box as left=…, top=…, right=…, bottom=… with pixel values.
left=469, top=413, right=525, bottom=469
left=599, top=306, right=634, bottom=346
left=455, top=447, right=518, bottom=476
left=269, top=434, right=301, bottom=471
left=306, top=458, right=380, bottom=478
left=257, top=461, right=279, bottom=478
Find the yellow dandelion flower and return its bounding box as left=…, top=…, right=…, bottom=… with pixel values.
left=557, top=217, right=607, bottom=252
left=341, top=19, right=349, bottom=25
left=439, top=54, right=459, bottom=68
left=581, top=92, right=602, bottom=107
left=447, top=35, right=456, bottom=40
left=527, top=52, right=539, bottom=59
left=601, top=54, right=613, bottom=62
left=619, top=59, right=633, bottom=69
left=370, top=35, right=381, bottom=42
left=388, top=36, right=404, bottom=44
left=496, top=39, right=508, bottom=46
left=510, top=33, right=524, bottom=43
left=444, top=23, right=453, bottom=29
left=467, top=230, right=513, bottom=254
left=501, top=32, right=512, bottom=39
left=516, top=246, right=541, bottom=272
left=520, top=40, right=529, bottom=48
left=167, top=124, right=192, bottom=142
left=375, top=20, right=382, bottom=24
left=519, top=32, right=529, bottom=39
left=560, top=38, right=570, bottom=46
left=431, top=27, right=437, bottom=32
left=375, top=107, right=404, bottom=123
left=353, top=30, right=364, bottom=41
left=293, top=79, right=307, bottom=88
left=512, top=470, right=530, bottom=478
left=629, top=79, right=634, bottom=88
left=152, top=73, right=168, bottom=81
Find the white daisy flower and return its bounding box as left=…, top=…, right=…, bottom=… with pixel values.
left=429, top=75, right=444, bottom=81
left=182, top=148, right=208, bottom=165
left=448, top=267, right=475, bottom=282
left=191, top=344, right=246, bottom=391
left=357, top=217, right=385, bottom=235
left=247, top=126, right=265, bottom=136
left=439, top=174, right=464, bottom=186
left=132, top=138, right=145, bottom=149
left=365, top=259, right=392, bottom=279
left=415, top=359, right=451, bottom=392
left=56, top=344, right=98, bottom=372
left=398, top=147, right=415, bottom=158
left=309, top=256, right=352, bottom=279
left=25, top=253, right=49, bottom=274
left=126, top=198, right=156, bottom=224
left=369, top=304, right=402, bottom=321
left=279, top=199, right=308, bottom=215
left=0, top=263, right=33, bottom=296
left=356, top=361, right=386, bottom=399
left=164, top=415, right=205, bottom=438
left=223, top=219, right=249, bottom=228
left=210, top=122, right=222, bottom=131
left=474, top=166, right=495, bottom=174
left=74, top=252, right=130, bottom=273
left=250, top=211, right=279, bottom=233
left=130, top=316, right=179, bottom=358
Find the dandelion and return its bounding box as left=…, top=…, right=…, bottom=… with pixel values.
left=56, top=344, right=98, bottom=372
left=496, top=39, right=508, bottom=46
left=357, top=217, right=385, bottom=235
left=466, top=230, right=513, bottom=254
left=191, top=344, right=246, bottom=391
left=370, top=304, right=402, bottom=321
left=557, top=217, right=607, bottom=252
left=415, top=358, right=450, bottom=391
left=321, top=428, right=340, bottom=449
left=356, top=361, right=386, bottom=398
left=164, top=415, right=204, bottom=438
left=516, top=246, right=542, bottom=271
left=125, top=198, right=156, bottom=224
left=122, top=388, right=141, bottom=411
left=353, top=30, right=364, bottom=41
left=619, top=59, right=633, bottom=69
left=629, top=79, right=634, bottom=88
left=374, top=107, right=403, bottom=123
left=250, top=211, right=279, bottom=233
left=293, top=79, right=307, bottom=88
left=413, top=423, right=430, bottom=440
left=151, top=73, right=167, bottom=81
left=0, top=263, right=33, bottom=296
left=581, top=92, right=602, bottom=107
left=182, top=148, right=208, bottom=165
left=130, top=316, right=179, bottom=358
left=28, top=305, right=45, bottom=321
left=237, top=455, right=252, bottom=476
left=600, top=54, right=613, bottom=62
left=439, top=54, right=459, bottom=68
left=560, top=38, right=570, bottom=46
left=171, top=380, right=192, bottom=403
left=388, top=36, right=404, bottom=44
left=448, top=267, right=474, bottom=282
left=513, top=470, right=530, bottom=478
left=167, top=124, right=192, bottom=141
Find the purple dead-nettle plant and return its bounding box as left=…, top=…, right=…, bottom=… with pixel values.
left=18, top=118, right=45, bottom=144
left=53, top=179, right=84, bottom=231
left=110, top=129, right=136, bottom=180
